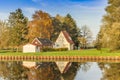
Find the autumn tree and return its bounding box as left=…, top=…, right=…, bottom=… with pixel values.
left=27, top=12, right=80, bottom=47
left=98, top=0, right=120, bottom=51
left=80, top=25, right=92, bottom=48
left=55, top=14, right=64, bottom=23
left=8, top=8, right=28, bottom=51
left=0, top=21, right=10, bottom=49
left=0, top=61, right=28, bottom=80
left=27, top=10, right=53, bottom=42
left=98, top=63, right=120, bottom=80
left=95, top=32, right=102, bottom=50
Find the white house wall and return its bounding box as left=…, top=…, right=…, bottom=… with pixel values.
left=54, top=32, right=70, bottom=50
left=23, top=44, right=40, bottom=53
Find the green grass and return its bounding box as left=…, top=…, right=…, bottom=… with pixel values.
left=0, top=49, right=120, bottom=56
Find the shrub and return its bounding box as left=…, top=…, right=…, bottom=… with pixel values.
left=56, top=48, right=68, bottom=51
left=42, top=48, right=68, bottom=52
left=42, top=48, right=54, bottom=52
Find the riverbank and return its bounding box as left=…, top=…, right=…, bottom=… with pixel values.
left=1, top=49, right=120, bottom=62
left=0, top=49, right=120, bottom=56
left=1, top=56, right=120, bottom=62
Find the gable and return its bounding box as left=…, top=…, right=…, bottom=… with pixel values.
left=32, top=38, right=53, bottom=46
left=56, top=62, right=71, bottom=73
left=56, top=31, right=74, bottom=44
left=23, top=43, right=36, bottom=47
left=62, top=31, right=74, bottom=44
left=32, top=38, right=42, bottom=46
left=56, top=32, right=68, bottom=44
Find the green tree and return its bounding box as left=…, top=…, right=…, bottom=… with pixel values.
left=51, top=14, right=81, bottom=47
left=63, top=14, right=80, bottom=47
left=51, top=17, right=63, bottom=41
left=8, top=8, right=28, bottom=51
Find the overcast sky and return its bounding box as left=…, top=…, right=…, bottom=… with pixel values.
left=0, top=0, right=108, bottom=39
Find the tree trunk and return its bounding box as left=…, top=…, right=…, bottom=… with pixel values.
left=16, top=46, right=19, bottom=52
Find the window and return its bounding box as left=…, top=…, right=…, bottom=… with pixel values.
left=57, top=44, right=59, bottom=47
left=35, top=41, right=37, bottom=44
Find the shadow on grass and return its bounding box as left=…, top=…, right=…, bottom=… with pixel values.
left=0, top=51, right=8, bottom=53
left=0, top=50, right=18, bottom=53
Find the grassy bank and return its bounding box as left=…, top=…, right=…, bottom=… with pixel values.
left=0, top=49, right=120, bottom=56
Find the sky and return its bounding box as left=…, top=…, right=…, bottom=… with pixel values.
left=0, top=0, right=108, bottom=39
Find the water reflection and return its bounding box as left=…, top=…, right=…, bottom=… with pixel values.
left=0, top=61, right=28, bottom=80
left=75, top=62, right=102, bottom=80
left=98, top=62, right=120, bottom=80
left=0, top=61, right=120, bottom=80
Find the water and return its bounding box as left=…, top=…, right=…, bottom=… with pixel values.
left=74, top=62, right=102, bottom=80
left=0, top=61, right=120, bottom=80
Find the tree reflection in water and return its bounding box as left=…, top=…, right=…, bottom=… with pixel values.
left=62, top=62, right=91, bottom=80
left=0, top=61, right=90, bottom=80
left=28, top=62, right=61, bottom=80
left=0, top=61, right=28, bottom=80
left=62, top=62, right=82, bottom=80
left=98, top=63, right=120, bottom=80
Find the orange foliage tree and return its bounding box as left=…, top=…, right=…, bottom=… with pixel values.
left=27, top=10, right=53, bottom=42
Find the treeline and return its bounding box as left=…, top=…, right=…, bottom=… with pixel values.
left=97, top=0, right=120, bottom=51
left=0, top=8, right=92, bottom=51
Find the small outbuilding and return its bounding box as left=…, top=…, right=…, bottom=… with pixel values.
left=23, top=43, right=40, bottom=53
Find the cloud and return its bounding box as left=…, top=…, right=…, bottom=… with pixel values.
left=32, top=0, right=39, bottom=2
left=23, top=7, right=38, bottom=14
left=0, top=12, right=9, bottom=20
left=71, top=4, right=105, bottom=13
left=23, top=7, right=39, bottom=20
left=31, top=0, right=47, bottom=7
left=69, top=0, right=107, bottom=7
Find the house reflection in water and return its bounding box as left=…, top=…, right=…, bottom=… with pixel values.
left=22, top=61, right=72, bottom=74
left=22, top=61, right=80, bottom=80
left=22, top=61, right=36, bottom=68
left=55, top=61, right=71, bottom=73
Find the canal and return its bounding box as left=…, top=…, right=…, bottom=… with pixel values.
left=0, top=61, right=119, bottom=80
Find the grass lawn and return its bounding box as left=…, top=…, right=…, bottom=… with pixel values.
left=0, top=49, right=120, bottom=56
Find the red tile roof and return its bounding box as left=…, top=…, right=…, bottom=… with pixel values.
left=62, top=31, right=74, bottom=44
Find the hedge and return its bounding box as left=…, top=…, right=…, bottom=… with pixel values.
left=42, top=48, right=68, bottom=52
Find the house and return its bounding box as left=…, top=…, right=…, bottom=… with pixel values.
left=56, top=62, right=71, bottom=73
left=23, top=43, right=40, bottom=53
left=54, top=31, right=74, bottom=50
left=32, top=37, right=53, bottom=50
left=22, top=61, right=36, bottom=68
